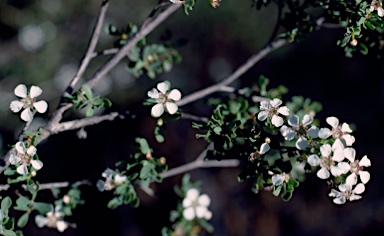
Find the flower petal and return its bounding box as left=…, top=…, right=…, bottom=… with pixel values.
left=307, top=126, right=319, bottom=138
left=29, top=85, right=43, bottom=98
left=302, top=114, right=313, bottom=126
left=288, top=115, right=299, bottom=127
left=336, top=162, right=350, bottom=174
left=359, top=171, right=370, bottom=184
left=259, top=143, right=270, bottom=154
left=165, top=102, right=178, bottom=114
left=344, top=148, right=356, bottom=162
left=353, top=183, right=365, bottom=194
left=14, top=84, right=27, bottom=98
left=198, top=194, right=211, bottom=206
left=9, top=154, right=20, bottom=165
left=272, top=174, right=284, bottom=186
left=35, top=215, right=47, bottom=228
left=349, top=194, right=362, bottom=202
left=186, top=188, right=199, bottom=200
left=333, top=196, right=346, bottom=204
left=308, top=154, right=320, bottom=166
left=296, top=137, right=308, bottom=150
left=332, top=148, right=345, bottom=162
left=277, top=106, right=289, bottom=116
left=359, top=155, right=371, bottom=167
left=332, top=139, right=345, bottom=151
left=196, top=206, right=208, bottom=218
left=10, top=101, right=24, bottom=113
left=27, top=146, right=37, bottom=156
left=317, top=168, right=330, bottom=179
left=34, top=100, right=48, bottom=113
left=341, top=123, right=352, bottom=133
left=270, top=98, right=282, bottom=107
left=346, top=173, right=357, bottom=186
left=21, top=108, right=33, bottom=122
left=318, top=128, right=331, bottom=139
left=151, top=104, right=164, bottom=117
left=257, top=111, right=268, bottom=121
left=168, top=89, right=182, bottom=101
left=31, top=160, right=43, bottom=170
left=182, top=198, right=192, bottom=208
left=147, top=88, right=159, bottom=99
left=271, top=115, right=283, bottom=127
left=17, top=165, right=28, bottom=175
left=326, top=116, right=339, bottom=128
left=183, top=207, right=195, bottom=220
left=259, top=100, right=269, bottom=110
left=15, top=141, right=26, bottom=154
left=56, top=221, right=68, bottom=232
left=343, top=134, right=355, bottom=146
left=320, top=144, right=331, bottom=158
left=157, top=82, right=169, bottom=94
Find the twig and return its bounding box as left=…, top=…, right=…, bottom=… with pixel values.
left=159, top=159, right=240, bottom=179
left=0, top=180, right=91, bottom=192
left=87, top=3, right=181, bottom=89
left=176, top=39, right=289, bottom=107
left=180, top=112, right=209, bottom=123
left=66, top=0, right=110, bottom=94
left=51, top=112, right=120, bottom=134
left=90, top=48, right=119, bottom=59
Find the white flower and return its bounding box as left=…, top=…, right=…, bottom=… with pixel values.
left=97, top=168, right=127, bottom=191
left=307, top=144, right=349, bottom=179
left=271, top=172, right=290, bottom=186
left=257, top=98, right=289, bottom=127
left=182, top=188, right=212, bottom=221
left=147, top=82, right=182, bottom=117
left=35, top=205, right=68, bottom=232
left=344, top=148, right=371, bottom=185
left=10, top=84, right=48, bottom=122
left=249, top=143, right=270, bottom=162
left=9, top=141, right=43, bottom=175
left=328, top=177, right=365, bottom=204
left=280, top=114, right=319, bottom=150
left=370, top=0, right=384, bottom=17
left=318, top=116, right=355, bottom=149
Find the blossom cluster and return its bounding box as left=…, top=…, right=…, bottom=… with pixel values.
left=35, top=205, right=69, bottom=232
left=9, top=141, right=43, bottom=175
left=97, top=168, right=127, bottom=192
left=10, top=84, right=48, bottom=122
left=182, top=188, right=212, bottom=221
left=256, top=98, right=371, bottom=204
left=147, top=82, right=182, bottom=118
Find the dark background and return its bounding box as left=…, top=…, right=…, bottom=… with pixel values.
left=1, top=0, right=384, bottom=235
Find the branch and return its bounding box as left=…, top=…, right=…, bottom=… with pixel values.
left=159, top=143, right=239, bottom=179
left=51, top=112, right=121, bottom=134
left=176, top=38, right=289, bottom=107
left=86, top=3, right=181, bottom=89
left=180, top=112, right=209, bottom=123
left=0, top=180, right=91, bottom=192
left=159, top=159, right=240, bottom=179
left=67, top=0, right=110, bottom=94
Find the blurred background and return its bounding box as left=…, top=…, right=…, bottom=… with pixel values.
left=1, top=0, right=384, bottom=235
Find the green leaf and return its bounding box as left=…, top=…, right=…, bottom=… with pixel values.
left=140, top=161, right=152, bottom=179
left=82, top=84, right=93, bottom=100
left=273, top=185, right=282, bottom=196
left=86, top=107, right=95, bottom=117
left=14, top=196, right=30, bottom=212
left=136, top=138, right=151, bottom=154
left=33, top=202, right=52, bottom=214
left=1, top=197, right=12, bottom=212
left=213, top=126, right=222, bottom=135
left=3, top=230, right=17, bottom=236
left=17, top=212, right=29, bottom=228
